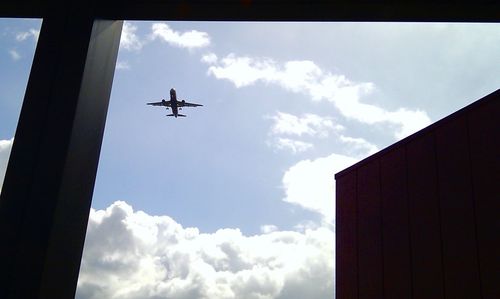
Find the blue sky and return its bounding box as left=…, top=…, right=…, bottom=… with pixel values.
left=1, top=19, right=500, bottom=299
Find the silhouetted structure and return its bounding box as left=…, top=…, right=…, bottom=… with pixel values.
left=336, top=89, right=500, bottom=299
left=1, top=1, right=499, bottom=299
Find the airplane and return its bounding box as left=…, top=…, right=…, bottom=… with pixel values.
left=147, top=88, right=203, bottom=118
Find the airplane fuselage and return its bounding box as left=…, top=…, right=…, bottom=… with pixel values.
left=169, top=88, right=179, bottom=117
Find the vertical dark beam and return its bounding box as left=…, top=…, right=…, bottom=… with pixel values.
left=357, top=160, right=383, bottom=299
left=406, top=134, right=444, bottom=299
left=336, top=171, right=358, bottom=299
left=0, top=14, right=122, bottom=299
left=435, top=116, right=481, bottom=298
left=39, top=19, right=123, bottom=299
left=380, top=148, right=412, bottom=299
left=467, top=93, right=500, bottom=299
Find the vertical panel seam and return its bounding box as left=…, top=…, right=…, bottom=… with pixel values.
left=378, top=160, right=384, bottom=299
left=465, top=113, right=483, bottom=299
left=433, top=129, right=447, bottom=299
left=336, top=175, right=342, bottom=299
left=355, top=169, right=359, bottom=299
left=336, top=177, right=339, bottom=299
left=404, top=145, right=414, bottom=299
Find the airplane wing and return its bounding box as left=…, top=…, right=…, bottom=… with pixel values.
left=147, top=100, right=171, bottom=107
left=178, top=100, right=203, bottom=107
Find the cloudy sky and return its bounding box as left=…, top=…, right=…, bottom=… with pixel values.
left=1, top=19, right=500, bottom=299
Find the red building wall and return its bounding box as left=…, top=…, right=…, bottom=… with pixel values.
left=336, top=90, right=499, bottom=299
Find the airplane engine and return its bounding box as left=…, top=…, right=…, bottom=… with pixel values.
left=182, top=100, right=185, bottom=104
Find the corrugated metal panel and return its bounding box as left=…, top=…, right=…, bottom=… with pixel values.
left=357, top=160, right=383, bottom=299
left=406, top=133, right=444, bottom=299
left=380, top=148, right=412, bottom=299
left=468, top=97, right=500, bottom=299
left=336, top=89, right=499, bottom=299
left=435, top=115, right=481, bottom=298
left=336, top=172, right=358, bottom=299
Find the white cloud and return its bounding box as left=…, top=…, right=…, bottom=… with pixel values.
left=76, top=201, right=334, bottom=299
left=207, top=54, right=277, bottom=88
left=271, top=138, right=313, bottom=154
left=282, top=153, right=358, bottom=223
left=293, top=220, right=321, bottom=233
left=151, top=23, right=210, bottom=49
left=266, top=112, right=376, bottom=156
left=120, top=22, right=211, bottom=52
left=15, top=32, right=30, bottom=41
left=0, top=138, right=14, bottom=193
left=386, top=108, right=433, bottom=139
left=207, top=54, right=431, bottom=139
left=201, top=53, right=218, bottom=64
left=268, top=112, right=340, bottom=138
left=260, top=224, right=278, bottom=234
left=339, top=135, right=378, bottom=157
left=16, top=28, right=39, bottom=42
left=116, top=61, right=131, bottom=70
left=120, top=22, right=144, bottom=51
left=9, top=49, right=21, bottom=61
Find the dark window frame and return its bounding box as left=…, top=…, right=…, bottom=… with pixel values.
left=0, top=1, right=498, bottom=298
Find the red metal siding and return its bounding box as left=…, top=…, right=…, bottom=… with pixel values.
left=380, top=148, right=412, bottom=299
left=468, top=98, right=500, bottom=299
left=336, top=89, right=500, bottom=299
left=336, top=172, right=358, bottom=299
left=406, top=134, right=444, bottom=299
left=435, top=115, right=481, bottom=298
left=357, top=160, right=383, bottom=299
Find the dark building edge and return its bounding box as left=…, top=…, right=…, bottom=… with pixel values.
left=2, top=0, right=500, bottom=22
left=335, top=88, right=500, bottom=179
